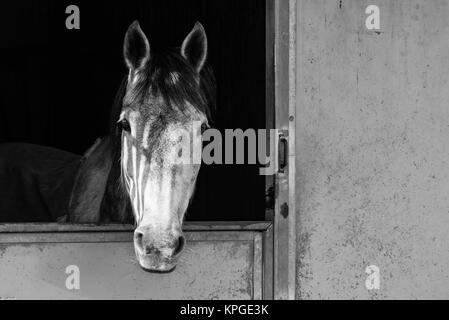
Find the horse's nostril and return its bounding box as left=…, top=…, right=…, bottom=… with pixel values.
left=135, top=231, right=158, bottom=255
left=135, top=231, right=144, bottom=251
left=174, top=236, right=185, bottom=256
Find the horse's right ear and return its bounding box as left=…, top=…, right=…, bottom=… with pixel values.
left=123, top=21, right=150, bottom=74
left=181, top=22, right=208, bottom=73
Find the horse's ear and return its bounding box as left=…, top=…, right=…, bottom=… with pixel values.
left=124, top=21, right=150, bottom=73
left=181, top=22, right=208, bottom=73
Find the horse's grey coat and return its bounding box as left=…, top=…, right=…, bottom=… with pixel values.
left=68, top=137, right=114, bottom=223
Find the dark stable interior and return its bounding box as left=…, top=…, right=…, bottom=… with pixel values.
left=0, top=0, right=267, bottom=221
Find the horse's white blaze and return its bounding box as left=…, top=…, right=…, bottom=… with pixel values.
left=142, top=123, right=151, bottom=149
left=160, top=169, right=173, bottom=226
left=142, top=169, right=154, bottom=225
left=137, top=153, right=146, bottom=221
left=121, top=134, right=132, bottom=198
left=139, top=168, right=179, bottom=229
left=122, top=136, right=130, bottom=189
left=130, top=145, right=140, bottom=221
left=123, top=135, right=135, bottom=218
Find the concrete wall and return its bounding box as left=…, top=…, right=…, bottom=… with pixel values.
left=295, top=0, right=449, bottom=299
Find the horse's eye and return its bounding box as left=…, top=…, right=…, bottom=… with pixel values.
left=120, top=119, right=131, bottom=133
left=201, top=123, right=208, bottom=134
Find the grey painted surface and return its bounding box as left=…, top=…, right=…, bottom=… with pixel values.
left=0, top=230, right=263, bottom=299
left=296, top=0, right=449, bottom=299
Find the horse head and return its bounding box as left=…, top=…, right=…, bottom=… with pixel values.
left=119, top=21, right=213, bottom=272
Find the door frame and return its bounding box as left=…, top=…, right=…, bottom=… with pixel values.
left=266, top=0, right=297, bottom=300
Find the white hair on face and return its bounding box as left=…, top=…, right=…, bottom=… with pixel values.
left=137, top=152, right=146, bottom=221
left=141, top=122, right=151, bottom=149
left=122, top=135, right=137, bottom=223
left=120, top=110, right=144, bottom=224
left=167, top=72, right=181, bottom=85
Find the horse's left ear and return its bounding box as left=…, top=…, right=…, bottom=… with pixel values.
left=181, top=22, right=208, bottom=73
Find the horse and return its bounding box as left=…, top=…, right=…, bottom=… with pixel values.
left=0, top=21, right=215, bottom=273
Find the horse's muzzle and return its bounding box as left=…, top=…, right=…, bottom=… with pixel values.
left=133, top=226, right=185, bottom=272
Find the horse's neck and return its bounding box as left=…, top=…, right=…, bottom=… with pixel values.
left=100, top=141, right=132, bottom=223
left=68, top=136, right=131, bottom=223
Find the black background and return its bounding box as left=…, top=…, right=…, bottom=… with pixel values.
left=0, top=0, right=267, bottom=221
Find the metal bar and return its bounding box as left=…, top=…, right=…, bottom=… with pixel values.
left=287, top=0, right=297, bottom=300
left=0, top=231, right=258, bottom=244
left=0, top=222, right=272, bottom=233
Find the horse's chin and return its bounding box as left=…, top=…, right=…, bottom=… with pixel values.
left=137, top=257, right=177, bottom=274
left=140, top=265, right=177, bottom=274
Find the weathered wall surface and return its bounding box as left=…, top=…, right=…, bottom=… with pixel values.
left=296, top=0, right=449, bottom=299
